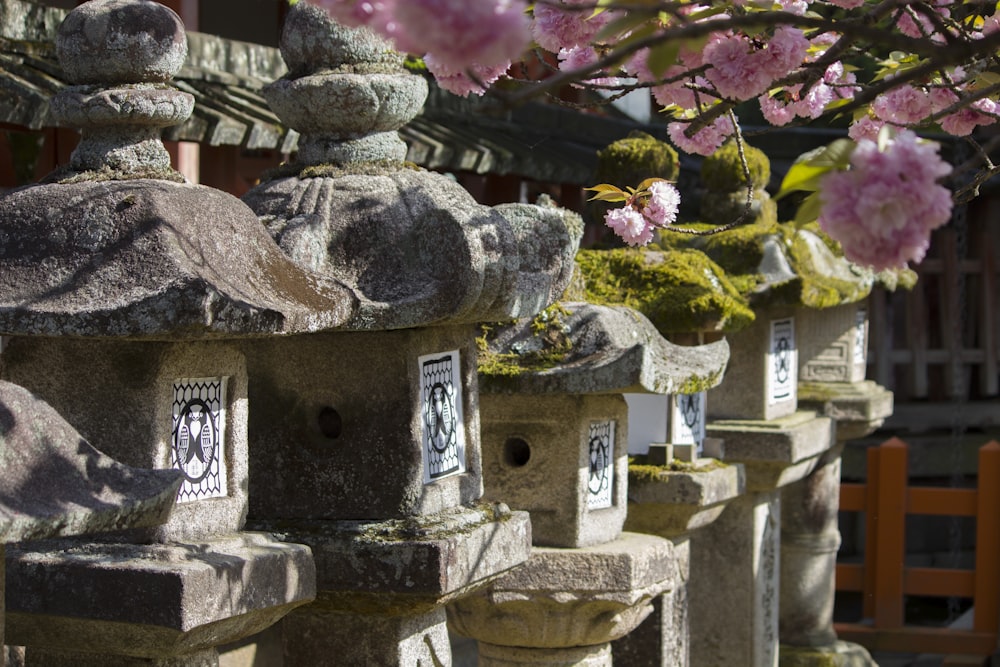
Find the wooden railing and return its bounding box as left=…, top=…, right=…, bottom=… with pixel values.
left=835, top=438, right=1000, bottom=657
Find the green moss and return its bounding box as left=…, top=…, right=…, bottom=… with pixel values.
left=576, top=248, right=754, bottom=333
left=701, top=139, right=771, bottom=192
left=476, top=304, right=574, bottom=378
left=658, top=219, right=872, bottom=309
left=677, top=369, right=725, bottom=395
left=777, top=645, right=842, bottom=667
left=45, top=165, right=186, bottom=184
left=628, top=456, right=729, bottom=483
left=595, top=131, right=680, bottom=185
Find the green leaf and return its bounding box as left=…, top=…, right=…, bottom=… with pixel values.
left=808, top=138, right=855, bottom=168
left=775, top=163, right=827, bottom=200
left=794, top=192, right=822, bottom=226
left=585, top=185, right=629, bottom=203
left=588, top=191, right=631, bottom=203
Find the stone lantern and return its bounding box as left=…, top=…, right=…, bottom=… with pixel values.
left=237, top=4, right=582, bottom=664
left=0, top=2, right=336, bottom=663
left=650, top=139, right=887, bottom=666
left=0, top=380, right=181, bottom=667
left=447, top=301, right=730, bottom=665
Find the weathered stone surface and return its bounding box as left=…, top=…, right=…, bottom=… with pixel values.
left=798, top=380, right=893, bottom=441
left=0, top=380, right=180, bottom=544
left=243, top=327, right=482, bottom=521
left=709, top=305, right=798, bottom=421
left=480, top=393, right=629, bottom=548
left=6, top=532, right=315, bottom=657
left=56, top=0, right=187, bottom=85
left=281, top=607, right=452, bottom=667
left=2, top=338, right=251, bottom=540
left=707, top=411, right=835, bottom=491
left=254, top=503, right=531, bottom=615
left=479, top=302, right=729, bottom=396
left=797, top=304, right=868, bottom=384
left=25, top=648, right=220, bottom=666
left=0, top=181, right=355, bottom=339
left=278, top=2, right=396, bottom=72
left=611, top=538, right=692, bottom=667
left=780, top=445, right=844, bottom=649
left=779, top=640, right=876, bottom=666
left=625, top=461, right=745, bottom=538
left=690, top=491, right=782, bottom=667
left=477, top=642, right=612, bottom=666
left=245, top=5, right=581, bottom=330
left=448, top=532, right=674, bottom=649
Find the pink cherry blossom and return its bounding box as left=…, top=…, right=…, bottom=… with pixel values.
left=872, top=84, right=933, bottom=125
left=848, top=115, right=885, bottom=142
left=532, top=1, right=611, bottom=52
left=558, top=46, right=620, bottom=87
left=425, top=55, right=511, bottom=96
left=627, top=51, right=702, bottom=110
left=668, top=116, right=736, bottom=156
left=393, top=0, right=531, bottom=72
left=703, top=34, right=771, bottom=100
left=759, top=27, right=809, bottom=81
left=644, top=181, right=681, bottom=227
left=605, top=205, right=655, bottom=246
left=818, top=130, right=952, bottom=270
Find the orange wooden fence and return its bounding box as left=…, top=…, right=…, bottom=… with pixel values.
left=835, top=438, right=1000, bottom=657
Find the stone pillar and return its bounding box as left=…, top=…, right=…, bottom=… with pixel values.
left=776, top=303, right=891, bottom=666
left=692, top=489, right=783, bottom=665
left=446, top=303, right=730, bottom=664
left=687, top=300, right=838, bottom=667
left=780, top=444, right=843, bottom=648
left=619, top=457, right=746, bottom=666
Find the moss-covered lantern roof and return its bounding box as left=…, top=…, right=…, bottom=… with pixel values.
left=571, top=248, right=755, bottom=334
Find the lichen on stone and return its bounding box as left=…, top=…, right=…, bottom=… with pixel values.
left=45, top=164, right=186, bottom=184
left=574, top=247, right=755, bottom=334
left=476, top=303, right=574, bottom=378
left=595, top=130, right=680, bottom=185
left=701, top=138, right=771, bottom=192
left=628, top=455, right=728, bottom=483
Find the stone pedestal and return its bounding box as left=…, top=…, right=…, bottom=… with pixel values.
left=779, top=381, right=891, bottom=666
left=685, top=410, right=834, bottom=667
left=780, top=445, right=843, bottom=647
left=617, top=461, right=746, bottom=665
left=281, top=607, right=452, bottom=666
left=691, top=489, right=783, bottom=666
left=7, top=533, right=315, bottom=666
left=448, top=533, right=676, bottom=665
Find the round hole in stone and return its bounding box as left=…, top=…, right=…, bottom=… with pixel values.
left=317, top=407, right=342, bottom=439
left=503, top=437, right=531, bottom=467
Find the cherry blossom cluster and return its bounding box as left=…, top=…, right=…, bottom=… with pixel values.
left=817, top=131, right=953, bottom=270
left=588, top=179, right=681, bottom=246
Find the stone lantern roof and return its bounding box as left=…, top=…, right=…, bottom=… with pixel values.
left=0, top=0, right=355, bottom=339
